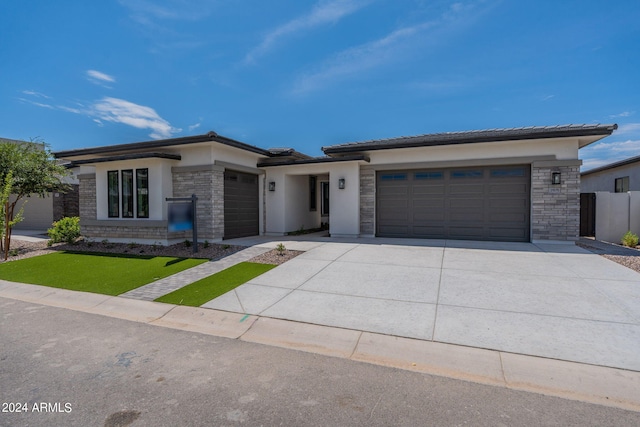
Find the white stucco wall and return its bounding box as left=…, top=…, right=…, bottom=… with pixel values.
left=13, top=194, right=54, bottom=229
left=264, top=162, right=361, bottom=237
left=365, top=137, right=579, bottom=165
left=594, top=191, right=640, bottom=243
left=95, top=158, right=176, bottom=221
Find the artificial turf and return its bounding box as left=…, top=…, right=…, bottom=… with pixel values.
left=154, top=261, right=276, bottom=307
left=0, top=251, right=207, bottom=296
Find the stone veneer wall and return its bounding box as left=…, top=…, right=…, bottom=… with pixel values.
left=531, top=161, right=581, bottom=241
left=78, top=174, right=96, bottom=221
left=53, top=184, right=79, bottom=221
left=359, top=168, right=375, bottom=236
left=172, top=165, right=224, bottom=241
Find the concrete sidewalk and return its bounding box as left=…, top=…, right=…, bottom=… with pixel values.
left=0, top=281, right=639, bottom=412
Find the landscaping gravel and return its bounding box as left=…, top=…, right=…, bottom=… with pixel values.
left=0, top=239, right=303, bottom=266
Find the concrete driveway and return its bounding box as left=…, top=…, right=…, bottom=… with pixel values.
left=205, top=237, right=640, bottom=372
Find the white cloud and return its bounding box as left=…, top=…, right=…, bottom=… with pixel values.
left=289, top=1, right=483, bottom=95
left=18, top=97, right=54, bottom=109
left=92, top=97, right=181, bottom=139
left=580, top=136, right=640, bottom=172
left=87, top=70, right=116, bottom=84
left=244, top=0, right=371, bottom=64
left=609, top=111, right=634, bottom=118
left=19, top=88, right=180, bottom=139
left=614, top=123, right=640, bottom=136
left=22, top=90, right=50, bottom=99
left=291, top=21, right=432, bottom=95
left=188, top=122, right=201, bottom=132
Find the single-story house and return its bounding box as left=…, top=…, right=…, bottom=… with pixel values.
left=52, top=123, right=617, bottom=245
left=581, top=154, right=640, bottom=193
left=0, top=138, right=79, bottom=230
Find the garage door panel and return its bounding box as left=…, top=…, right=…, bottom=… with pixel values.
left=488, top=227, right=529, bottom=240
left=448, top=227, right=485, bottom=238
left=489, top=212, right=527, bottom=223
left=224, top=170, right=258, bottom=239
left=413, top=185, right=445, bottom=195
left=413, top=211, right=446, bottom=221
left=377, top=165, right=530, bottom=241
left=489, top=183, right=528, bottom=194
left=413, top=198, right=445, bottom=209
left=449, top=198, right=484, bottom=209
left=412, top=226, right=447, bottom=238
left=449, top=184, right=484, bottom=194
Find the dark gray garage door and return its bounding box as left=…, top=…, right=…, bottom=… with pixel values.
left=376, top=165, right=530, bottom=242
left=224, top=170, right=259, bottom=239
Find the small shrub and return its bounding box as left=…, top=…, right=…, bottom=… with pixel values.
left=8, top=248, right=19, bottom=257
left=184, top=239, right=192, bottom=248
left=276, top=243, right=286, bottom=255
left=46, top=240, right=53, bottom=247
left=203, top=240, right=210, bottom=248
left=47, top=216, right=81, bottom=244
left=222, top=244, right=230, bottom=250
left=128, top=242, right=138, bottom=249
left=621, top=231, right=639, bottom=247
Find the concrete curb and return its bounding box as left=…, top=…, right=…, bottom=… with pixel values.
left=1, top=280, right=638, bottom=412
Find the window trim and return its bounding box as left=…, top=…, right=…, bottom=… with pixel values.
left=321, top=181, right=329, bottom=216
left=107, top=170, right=119, bottom=218
left=615, top=176, right=629, bottom=193
left=309, top=176, right=317, bottom=211
left=136, top=168, right=149, bottom=218
left=121, top=169, right=134, bottom=218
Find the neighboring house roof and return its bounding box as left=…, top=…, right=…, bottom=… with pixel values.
left=53, top=131, right=270, bottom=158
left=258, top=154, right=370, bottom=167
left=581, top=154, right=640, bottom=176
left=322, top=124, right=618, bottom=155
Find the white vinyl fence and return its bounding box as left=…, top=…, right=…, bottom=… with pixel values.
left=595, top=191, right=640, bottom=243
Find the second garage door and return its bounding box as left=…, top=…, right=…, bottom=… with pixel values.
left=376, top=165, right=530, bottom=242
left=224, top=170, right=259, bottom=239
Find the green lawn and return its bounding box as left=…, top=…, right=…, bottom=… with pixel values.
left=0, top=251, right=207, bottom=296
left=155, top=262, right=276, bottom=307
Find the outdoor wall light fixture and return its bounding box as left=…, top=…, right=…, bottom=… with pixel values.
left=338, top=178, right=346, bottom=189
left=551, top=172, right=561, bottom=185
left=268, top=181, right=276, bottom=191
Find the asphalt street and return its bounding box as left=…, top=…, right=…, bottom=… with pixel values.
left=1, top=297, right=639, bottom=427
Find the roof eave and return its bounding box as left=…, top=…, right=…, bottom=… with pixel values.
left=53, top=132, right=270, bottom=159
left=322, top=125, right=619, bottom=155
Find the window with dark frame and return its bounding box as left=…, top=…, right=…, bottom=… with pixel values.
left=321, top=182, right=329, bottom=216
left=309, top=176, right=317, bottom=211
left=108, top=171, right=119, bottom=218
left=615, top=176, right=629, bottom=193
left=121, top=170, right=134, bottom=218
left=136, top=168, right=149, bottom=218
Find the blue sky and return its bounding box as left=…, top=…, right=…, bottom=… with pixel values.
left=1, top=0, right=639, bottom=170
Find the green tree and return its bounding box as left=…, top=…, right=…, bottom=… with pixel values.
left=0, top=140, right=69, bottom=260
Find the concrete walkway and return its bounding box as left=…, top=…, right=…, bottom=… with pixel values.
left=120, top=246, right=272, bottom=301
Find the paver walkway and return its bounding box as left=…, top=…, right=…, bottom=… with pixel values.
left=120, top=246, right=271, bottom=301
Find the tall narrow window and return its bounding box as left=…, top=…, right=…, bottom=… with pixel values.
left=321, top=182, right=330, bottom=216
left=108, top=171, right=119, bottom=218
left=136, top=168, right=149, bottom=218
left=309, top=176, right=317, bottom=211
left=121, top=170, right=134, bottom=218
